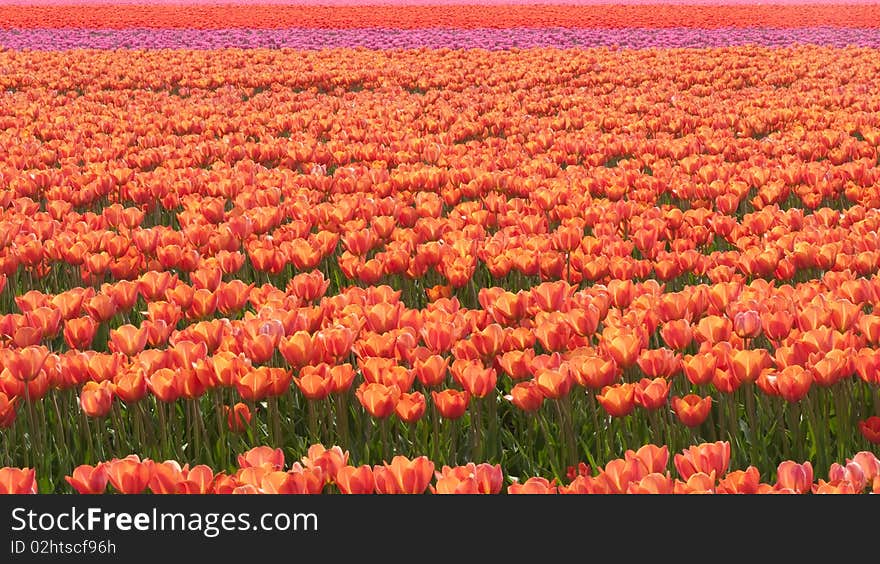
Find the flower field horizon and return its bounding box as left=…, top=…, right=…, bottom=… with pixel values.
left=1, top=3, right=879, bottom=495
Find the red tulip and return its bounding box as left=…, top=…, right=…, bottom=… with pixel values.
left=65, top=463, right=109, bottom=494
left=775, top=461, right=813, bottom=494
left=596, top=383, right=635, bottom=418
left=859, top=416, right=880, bottom=444
left=674, top=441, right=730, bottom=480
left=671, top=394, right=712, bottom=428
left=0, top=467, right=37, bottom=494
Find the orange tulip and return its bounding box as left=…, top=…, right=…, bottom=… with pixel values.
left=506, top=380, right=545, bottom=412
left=355, top=382, right=400, bottom=419
left=146, top=368, right=182, bottom=403
left=432, top=463, right=503, bottom=495
left=728, top=348, right=771, bottom=384
left=231, top=367, right=268, bottom=402
left=809, top=349, right=850, bottom=387
left=693, top=315, right=731, bottom=344
left=316, top=326, right=355, bottom=361
left=602, top=332, right=641, bottom=368
left=335, top=465, right=375, bottom=494
left=534, top=316, right=574, bottom=352
left=682, top=352, right=717, bottom=386
left=0, top=467, right=37, bottom=494
left=660, top=319, right=693, bottom=351
left=106, top=456, right=154, bottom=494
left=627, top=473, right=675, bottom=494
left=238, top=446, right=284, bottom=470
left=165, top=282, right=195, bottom=310
left=674, top=471, right=717, bottom=494
left=1, top=345, right=50, bottom=382
left=329, top=363, right=356, bottom=394
left=261, top=467, right=325, bottom=495
left=762, top=309, right=794, bottom=342
left=83, top=293, right=118, bottom=323
left=774, top=461, right=813, bottom=494
left=559, top=475, right=609, bottom=494
left=508, top=477, right=558, bottom=494
left=674, top=441, right=730, bottom=480
left=571, top=354, right=618, bottom=390
left=178, top=465, right=216, bottom=495
left=671, top=394, right=712, bottom=428
left=711, top=367, right=742, bottom=394
left=470, top=323, right=505, bottom=359
left=636, top=348, right=680, bottom=378
left=848, top=451, right=880, bottom=482
left=625, top=444, right=669, bottom=475
left=597, top=458, right=642, bottom=494
left=149, top=461, right=186, bottom=495
left=413, top=354, right=449, bottom=388
left=65, top=463, right=109, bottom=494
left=279, top=331, right=315, bottom=368
left=451, top=359, right=497, bottom=399
left=634, top=377, right=670, bottom=411
left=498, top=349, right=536, bottom=381
left=431, top=389, right=470, bottom=420
left=294, top=365, right=335, bottom=401
left=487, top=290, right=528, bottom=325
left=535, top=367, right=574, bottom=400
left=395, top=391, right=427, bottom=423
left=212, top=351, right=249, bottom=388
left=775, top=365, right=813, bottom=403
left=812, top=480, right=859, bottom=494
left=225, top=402, right=252, bottom=433
left=215, top=280, right=253, bottom=315
left=79, top=380, right=114, bottom=418
left=374, top=455, right=434, bottom=495
left=301, top=445, right=349, bottom=482
left=596, top=383, right=636, bottom=418
left=716, top=466, right=761, bottom=494
left=0, top=392, right=18, bottom=428
left=108, top=324, right=149, bottom=356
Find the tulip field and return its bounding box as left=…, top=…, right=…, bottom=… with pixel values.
left=1, top=2, right=880, bottom=495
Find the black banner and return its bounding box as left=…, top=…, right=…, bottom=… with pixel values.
left=0, top=493, right=866, bottom=562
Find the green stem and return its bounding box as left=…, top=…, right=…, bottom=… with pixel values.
left=803, top=394, right=826, bottom=479
left=380, top=418, right=391, bottom=463
left=472, top=399, right=483, bottom=462
left=787, top=402, right=802, bottom=462
left=308, top=400, right=319, bottom=443
left=335, top=393, right=350, bottom=450
left=156, top=401, right=170, bottom=460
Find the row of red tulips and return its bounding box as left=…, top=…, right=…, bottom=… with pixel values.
left=3, top=441, right=878, bottom=494
left=4, top=273, right=880, bottom=406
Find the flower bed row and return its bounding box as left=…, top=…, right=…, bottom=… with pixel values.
left=3, top=442, right=879, bottom=494
left=5, top=27, right=880, bottom=50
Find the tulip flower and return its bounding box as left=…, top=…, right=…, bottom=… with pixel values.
left=672, top=394, right=713, bottom=428
left=65, top=463, right=109, bottom=495
left=79, top=381, right=114, bottom=418
left=225, top=402, right=252, bottom=434
left=335, top=465, right=375, bottom=494
left=431, top=389, right=470, bottom=420
left=508, top=477, right=557, bottom=494
left=858, top=416, right=880, bottom=444
left=596, top=383, right=636, bottom=418
left=0, top=467, right=37, bottom=494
